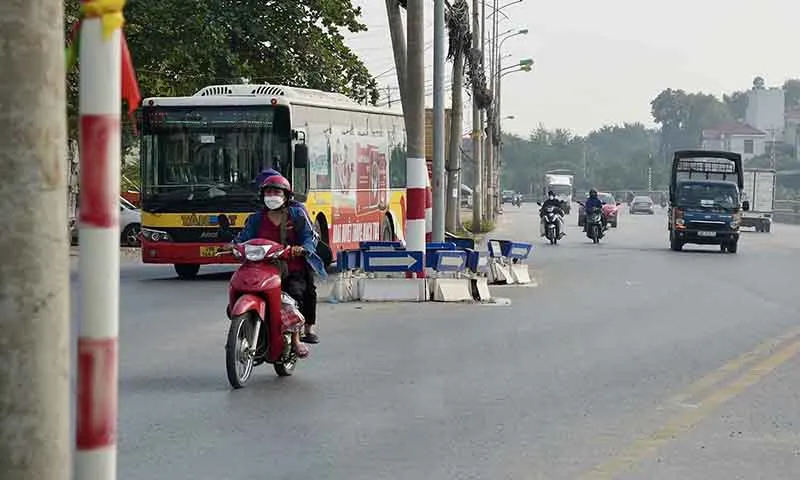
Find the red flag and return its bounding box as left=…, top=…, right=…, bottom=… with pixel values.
left=120, top=34, right=141, bottom=132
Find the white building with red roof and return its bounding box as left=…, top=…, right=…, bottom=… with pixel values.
left=701, top=122, right=767, bottom=161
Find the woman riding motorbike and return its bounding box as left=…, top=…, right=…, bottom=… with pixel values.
left=228, top=174, right=327, bottom=357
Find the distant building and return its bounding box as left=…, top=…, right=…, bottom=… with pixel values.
left=702, top=122, right=767, bottom=161
left=745, top=87, right=785, bottom=141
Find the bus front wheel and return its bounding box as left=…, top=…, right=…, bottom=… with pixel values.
left=381, top=215, right=395, bottom=241
left=174, top=264, right=200, bottom=279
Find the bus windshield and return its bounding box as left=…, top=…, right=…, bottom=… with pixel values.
left=140, top=106, right=291, bottom=210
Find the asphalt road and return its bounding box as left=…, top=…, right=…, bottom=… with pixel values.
left=70, top=204, right=800, bottom=479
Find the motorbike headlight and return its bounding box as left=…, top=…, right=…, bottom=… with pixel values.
left=244, top=245, right=267, bottom=261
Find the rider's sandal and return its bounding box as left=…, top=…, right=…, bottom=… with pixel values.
left=301, top=332, right=320, bottom=344
left=295, top=344, right=310, bottom=358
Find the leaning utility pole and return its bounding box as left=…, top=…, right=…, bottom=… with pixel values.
left=0, top=0, right=70, bottom=479
left=445, top=48, right=465, bottom=232
left=385, top=0, right=409, bottom=116
left=432, top=0, right=446, bottom=242
left=444, top=0, right=468, bottom=233
left=406, top=0, right=427, bottom=255
left=470, top=0, right=483, bottom=229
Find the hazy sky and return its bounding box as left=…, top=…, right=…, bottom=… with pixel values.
left=345, top=0, right=800, bottom=136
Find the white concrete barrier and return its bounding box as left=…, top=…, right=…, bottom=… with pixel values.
left=470, top=277, right=492, bottom=301
left=357, top=278, right=427, bottom=302
left=428, top=278, right=473, bottom=302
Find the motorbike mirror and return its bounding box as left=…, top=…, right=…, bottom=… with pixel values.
left=616, top=202, right=621, bottom=206
left=742, top=200, right=750, bottom=211
left=536, top=201, right=542, bottom=206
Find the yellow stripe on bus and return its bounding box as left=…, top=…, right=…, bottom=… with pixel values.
left=141, top=212, right=253, bottom=228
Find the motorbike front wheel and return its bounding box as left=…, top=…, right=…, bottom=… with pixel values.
left=226, top=314, right=257, bottom=388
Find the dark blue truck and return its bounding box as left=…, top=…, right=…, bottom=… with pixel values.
left=667, top=150, right=750, bottom=253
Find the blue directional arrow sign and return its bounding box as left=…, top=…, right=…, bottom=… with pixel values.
left=505, top=241, right=533, bottom=260
left=362, top=250, right=424, bottom=273
left=465, top=249, right=489, bottom=273
left=433, top=250, right=467, bottom=272
left=487, top=240, right=504, bottom=258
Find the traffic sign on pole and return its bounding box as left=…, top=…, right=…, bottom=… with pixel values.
left=362, top=250, right=424, bottom=273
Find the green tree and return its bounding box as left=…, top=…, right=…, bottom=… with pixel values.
left=65, top=0, right=380, bottom=154
left=783, top=79, right=800, bottom=109
left=651, top=88, right=732, bottom=159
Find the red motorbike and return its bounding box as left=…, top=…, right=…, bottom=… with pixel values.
left=218, top=238, right=307, bottom=388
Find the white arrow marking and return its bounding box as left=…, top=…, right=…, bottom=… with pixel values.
left=368, top=254, right=418, bottom=268
left=439, top=255, right=465, bottom=267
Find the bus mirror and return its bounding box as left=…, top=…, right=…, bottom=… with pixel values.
left=742, top=200, right=750, bottom=211
left=294, top=144, right=308, bottom=169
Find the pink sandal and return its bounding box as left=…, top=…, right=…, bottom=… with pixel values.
left=295, top=343, right=310, bottom=358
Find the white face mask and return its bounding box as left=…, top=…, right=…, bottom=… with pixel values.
left=263, top=195, right=285, bottom=210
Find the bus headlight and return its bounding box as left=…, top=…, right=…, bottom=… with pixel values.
left=142, top=228, right=172, bottom=242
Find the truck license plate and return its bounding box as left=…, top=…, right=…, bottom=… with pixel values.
left=697, top=231, right=716, bottom=237
left=200, top=246, right=219, bottom=257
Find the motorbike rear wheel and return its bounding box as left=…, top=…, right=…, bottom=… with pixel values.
left=226, top=314, right=257, bottom=388
left=273, top=333, right=297, bottom=377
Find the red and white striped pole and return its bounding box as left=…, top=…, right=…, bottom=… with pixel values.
left=76, top=1, right=124, bottom=479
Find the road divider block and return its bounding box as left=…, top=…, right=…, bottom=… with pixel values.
left=358, top=277, right=427, bottom=302
left=470, top=277, right=492, bottom=301
left=486, top=239, right=533, bottom=285
left=428, top=278, right=473, bottom=302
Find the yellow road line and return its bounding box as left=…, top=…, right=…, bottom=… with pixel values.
left=665, top=326, right=800, bottom=406
left=580, top=332, right=800, bottom=479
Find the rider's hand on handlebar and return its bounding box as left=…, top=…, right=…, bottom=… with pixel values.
left=290, top=246, right=305, bottom=257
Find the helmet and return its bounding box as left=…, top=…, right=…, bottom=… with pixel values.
left=589, top=188, right=598, bottom=198
left=547, top=190, right=555, bottom=197
left=254, top=168, right=281, bottom=187
left=259, top=174, right=292, bottom=196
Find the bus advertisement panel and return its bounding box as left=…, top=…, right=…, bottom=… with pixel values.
left=137, top=84, right=408, bottom=279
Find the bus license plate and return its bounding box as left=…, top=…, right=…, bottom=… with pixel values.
left=697, top=231, right=716, bottom=237
left=200, top=246, right=219, bottom=257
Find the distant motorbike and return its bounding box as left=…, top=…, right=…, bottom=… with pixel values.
left=578, top=201, right=604, bottom=244
left=217, top=239, right=308, bottom=388
left=512, top=196, right=522, bottom=207
left=536, top=201, right=562, bottom=245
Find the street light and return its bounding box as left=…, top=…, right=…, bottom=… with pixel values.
left=493, top=60, right=533, bottom=216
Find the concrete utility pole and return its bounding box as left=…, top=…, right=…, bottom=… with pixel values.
left=432, top=0, right=446, bottom=242
left=0, top=0, right=70, bottom=479
left=445, top=50, right=465, bottom=232
left=385, top=0, right=409, bottom=116
left=471, top=0, right=483, bottom=230
left=406, top=0, right=427, bottom=255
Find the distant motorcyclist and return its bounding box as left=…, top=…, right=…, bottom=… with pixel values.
left=583, top=188, right=608, bottom=231
left=540, top=190, right=566, bottom=238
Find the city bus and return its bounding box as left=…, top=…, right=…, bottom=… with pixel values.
left=138, top=84, right=409, bottom=278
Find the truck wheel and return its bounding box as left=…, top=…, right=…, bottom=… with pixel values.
left=669, top=234, right=683, bottom=251
left=174, top=264, right=200, bottom=279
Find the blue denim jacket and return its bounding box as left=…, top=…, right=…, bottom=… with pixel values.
left=235, top=204, right=327, bottom=280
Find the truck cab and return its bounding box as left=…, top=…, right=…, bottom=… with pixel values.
left=668, top=150, right=749, bottom=253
